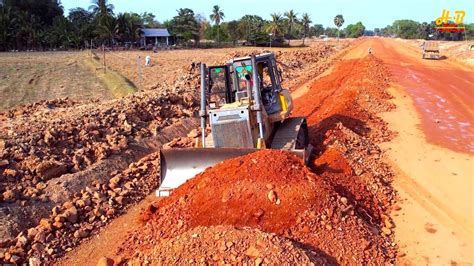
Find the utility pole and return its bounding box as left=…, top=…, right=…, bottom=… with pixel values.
left=136, top=56, right=142, bottom=90
left=102, top=44, right=106, bottom=74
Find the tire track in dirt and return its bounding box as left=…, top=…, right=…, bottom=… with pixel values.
left=389, top=161, right=473, bottom=237
left=364, top=38, right=474, bottom=154
left=357, top=38, right=474, bottom=264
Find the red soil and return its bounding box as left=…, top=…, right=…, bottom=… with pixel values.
left=159, top=150, right=328, bottom=233
left=360, top=38, right=474, bottom=154
left=140, top=225, right=326, bottom=264
left=119, top=150, right=394, bottom=264
left=293, top=54, right=393, bottom=150
left=313, top=147, right=353, bottom=176
left=118, top=51, right=398, bottom=265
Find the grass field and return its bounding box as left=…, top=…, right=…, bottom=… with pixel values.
left=0, top=52, right=133, bottom=111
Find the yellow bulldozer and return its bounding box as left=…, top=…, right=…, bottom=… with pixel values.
left=158, top=53, right=313, bottom=196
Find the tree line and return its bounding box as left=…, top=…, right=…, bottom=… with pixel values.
left=1, top=0, right=473, bottom=51
left=375, top=20, right=474, bottom=41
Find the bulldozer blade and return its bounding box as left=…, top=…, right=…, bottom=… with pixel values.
left=157, top=147, right=313, bottom=197
left=158, top=148, right=258, bottom=196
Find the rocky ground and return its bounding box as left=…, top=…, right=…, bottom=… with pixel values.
left=0, top=43, right=351, bottom=264
left=108, top=52, right=399, bottom=265
left=0, top=77, right=200, bottom=263
left=2, top=46, right=398, bottom=264
left=2, top=37, right=470, bottom=265
left=119, top=150, right=396, bottom=264
left=133, top=225, right=326, bottom=265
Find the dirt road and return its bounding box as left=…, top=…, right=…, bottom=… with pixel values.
left=345, top=38, right=474, bottom=154
left=344, top=38, right=473, bottom=264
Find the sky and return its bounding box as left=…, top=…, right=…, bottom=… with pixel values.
left=61, top=0, right=473, bottom=30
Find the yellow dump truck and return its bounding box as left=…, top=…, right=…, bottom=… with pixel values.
left=422, top=41, right=440, bottom=59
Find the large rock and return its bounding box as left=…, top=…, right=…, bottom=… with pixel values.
left=0, top=159, right=9, bottom=167
left=2, top=189, right=17, bottom=202
left=35, top=160, right=68, bottom=180
left=73, top=228, right=89, bottom=239
left=63, top=206, right=78, bottom=224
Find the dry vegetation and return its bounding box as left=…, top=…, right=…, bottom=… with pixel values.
left=0, top=52, right=112, bottom=111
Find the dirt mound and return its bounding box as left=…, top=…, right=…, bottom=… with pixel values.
left=315, top=123, right=395, bottom=227
left=0, top=151, right=162, bottom=264
left=130, top=225, right=327, bottom=265
left=119, top=150, right=394, bottom=264
left=0, top=98, right=82, bottom=118
left=293, top=54, right=394, bottom=149
left=0, top=88, right=198, bottom=204
left=159, top=150, right=331, bottom=233
left=105, top=44, right=349, bottom=94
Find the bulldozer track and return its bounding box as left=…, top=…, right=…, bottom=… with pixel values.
left=270, top=117, right=306, bottom=150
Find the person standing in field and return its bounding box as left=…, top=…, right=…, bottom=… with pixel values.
left=145, top=55, right=151, bottom=67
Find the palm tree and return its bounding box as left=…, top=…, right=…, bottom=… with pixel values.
left=301, top=13, right=311, bottom=45
left=89, top=0, right=114, bottom=18
left=334, top=14, right=344, bottom=41
left=89, top=0, right=115, bottom=44
left=209, top=5, right=224, bottom=43
left=171, top=8, right=200, bottom=44
left=115, top=13, right=143, bottom=42
left=284, top=9, right=297, bottom=43
left=268, top=13, right=284, bottom=38
left=95, top=15, right=116, bottom=45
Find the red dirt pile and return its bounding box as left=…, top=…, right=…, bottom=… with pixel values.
left=134, top=225, right=326, bottom=264
left=293, top=54, right=394, bottom=149
left=289, top=54, right=396, bottom=230
left=118, top=150, right=394, bottom=264
left=314, top=123, right=395, bottom=228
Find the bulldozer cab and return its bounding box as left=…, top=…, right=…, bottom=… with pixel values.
left=207, top=53, right=284, bottom=115
left=202, top=53, right=293, bottom=149
left=208, top=65, right=233, bottom=107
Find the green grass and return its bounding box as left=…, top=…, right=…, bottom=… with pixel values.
left=83, top=52, right=137, bottom=98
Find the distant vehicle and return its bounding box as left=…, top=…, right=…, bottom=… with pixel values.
left=422, top=41, right=440, bottom=60
left=319, top=35, right=328, bottom=39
